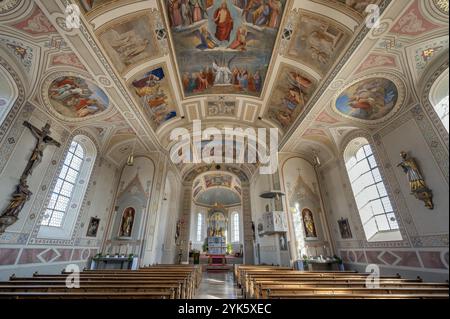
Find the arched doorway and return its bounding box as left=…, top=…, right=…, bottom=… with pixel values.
left=190, top=172, right=244, bottom=267
left=177, top=165, right=254, bottom=265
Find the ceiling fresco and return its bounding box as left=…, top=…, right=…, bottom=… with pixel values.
left=97, top=11, right=161, bottom=75
left=48, top=76, right=110, bottom=119
left=129, top=64, right=178, bottom=129
left=335, top=78, right=398, bottom=122
left=165, top=0, right=287, bottom=98
left=267, top=63, right=317, bottom=131
left=286, top=11, right=351, bottom=78
left=1, top=0, right=448, bottom=174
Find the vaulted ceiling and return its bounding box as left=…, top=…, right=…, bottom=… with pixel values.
left=0, top=0, right=448, bottom=175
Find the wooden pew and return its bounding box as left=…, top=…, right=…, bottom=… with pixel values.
left=261, top=286, right=449, bottom=299
left=0, top=291, right=173, bottom=299
left=254, top=281, right=449, bottom=299
left=1, top=265, right=202, bottom=299
left=234, top=265, right=448, bottom=300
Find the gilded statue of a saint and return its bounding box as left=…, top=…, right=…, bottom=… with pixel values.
left=397, top=151, right=433, bottom=209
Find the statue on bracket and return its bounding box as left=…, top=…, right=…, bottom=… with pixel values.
left=397, top=151, right=433, bottom=209
left=0, top=121, right=60, bottom=235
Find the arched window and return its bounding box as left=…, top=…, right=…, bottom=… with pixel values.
left=41, top=141, right=84, bottom=227
left=196, top=213, right=203, bottom=242
left=232, top=212, right=240, bottom=242
left=39, top=135, right=96, bottom=239
left=345, top=138, right=401, bottom=242
left=429, top=69, right=449, bottom=132
left=0, top=65, right=18, bottom=127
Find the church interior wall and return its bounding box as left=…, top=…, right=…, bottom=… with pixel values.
left=280, top=155, right=332, bottom=260
left=319, top=104, right=449, bottom=282
left=0, top=104, right=119, bottom=280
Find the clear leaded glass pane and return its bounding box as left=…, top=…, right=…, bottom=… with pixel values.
left=41, top=141, right=84, bottom=227
left=345, top=143, right=399, bottom=240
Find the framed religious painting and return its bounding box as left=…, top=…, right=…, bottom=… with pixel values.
left=86, top=217, right=100, bottom=237
left=338, top=218, right=353, bottom=239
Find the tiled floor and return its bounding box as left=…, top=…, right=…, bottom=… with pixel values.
left=194, top=271, right=241, bottom=299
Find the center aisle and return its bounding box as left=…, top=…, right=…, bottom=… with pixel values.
left=194, top=271, right=241, bottom=299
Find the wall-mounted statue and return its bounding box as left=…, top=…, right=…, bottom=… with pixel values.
left=397, top=151, right=433, bottom=209
left=119, top=207, right=135, bottom=238
left=0, top=122, right=60, bottom=235
left=302, top=208, right=317, bottom=238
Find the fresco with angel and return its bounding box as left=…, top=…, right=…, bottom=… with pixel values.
left=166, top=0, right=286, bottom=97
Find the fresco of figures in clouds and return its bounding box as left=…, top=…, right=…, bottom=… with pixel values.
left=166, top=0, right=286, bottom=97
left=130, top=66, right=177, bottom=129
left=267, top=64, right=317, bottom=131
left=287, top=12, right=351, bottom=77
left=97, top=12, right=160, bottom=74
left=48, top=76, right=109, bottom=118
left=335, top=78, right=398, bottom=121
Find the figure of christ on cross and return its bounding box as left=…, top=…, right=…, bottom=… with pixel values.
left=22, top=121, right=61, bottom=180
left=0, top=122, right=60, bottom=234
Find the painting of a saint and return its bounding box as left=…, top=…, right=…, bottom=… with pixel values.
left=166, top=0, right=286, bottom=97
left=337, top=218, right=352, bottom=239
left=336, top=78, right=398, bottom=121
left=119, top=207, right=135, bottom=238
left=302, top=208, right=317, bottom=238
left=267, top=64, right=317, bottom=130
left=48, top=76, right=109, bottom=119
left=130, top=66, right=177, bottom=129
left=86, top=217, right=100, bottom=237
left=97, top=13, right=160, bottom=74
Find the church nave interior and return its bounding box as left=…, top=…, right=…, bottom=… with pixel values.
left=0, top=0, right=448, bottom=302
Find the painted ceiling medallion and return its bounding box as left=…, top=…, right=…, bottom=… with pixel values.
left=335, top=78, right=399, bottom=122
left=433, top=0, right=449, bottom=14
left=166, top=0, right=287, bottom=98
left=48, top=76, right=110, bottom=119
left=0, top=0, right=20, bottom=14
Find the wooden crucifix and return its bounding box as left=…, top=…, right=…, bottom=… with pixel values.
left=0, top=121, right=61, bottom=234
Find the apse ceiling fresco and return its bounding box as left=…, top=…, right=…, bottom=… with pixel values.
left=0, top=0, right=448, bottom=171
left=164, top=0, right=287, bottom=98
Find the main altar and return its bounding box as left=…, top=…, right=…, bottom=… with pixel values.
left=205, top=205, right=230, bottom=271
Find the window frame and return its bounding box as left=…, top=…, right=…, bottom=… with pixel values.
left=344, top=140, right=401, bottom=242
left=38, top=135, right=97, bottom=240
left=196, top=212, right=203, bottom=242
left=41, top=141, right=85, bottom=228
left=231, top=212, right=240, bottom=243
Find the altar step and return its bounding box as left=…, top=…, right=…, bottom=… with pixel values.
left=205, top=264, right=233, bottom=272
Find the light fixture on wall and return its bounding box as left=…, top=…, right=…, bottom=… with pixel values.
left=126, top=138, right=137, bottom=166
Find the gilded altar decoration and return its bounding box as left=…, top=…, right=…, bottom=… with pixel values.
left=119, top=207, right=136, bottom=238
left=0, top=122, right=60, bottom=234
left=397, top=151, right=434, bottom=209
left=302, top=208, right=317, bottom=238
